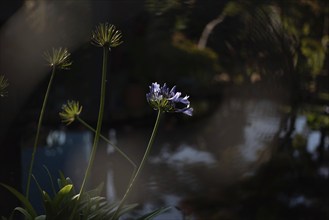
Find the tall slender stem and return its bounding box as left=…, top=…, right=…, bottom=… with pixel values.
left=26, top=67, right=56, bottom=199
left=79, top=47, right=108, bottom=195
left=111, top=110, right=162, bottom=220
left=76, top=117, right=137, bottom=169
left=69, top=47, right=109, bottom=220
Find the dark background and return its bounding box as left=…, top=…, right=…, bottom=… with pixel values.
left=0, top=0, right=328, bottom=219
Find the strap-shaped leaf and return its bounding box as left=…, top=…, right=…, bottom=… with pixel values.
left=12, top=207, right=33, bottom=220
left=115, top=203, right=139, bottom=218
left=42, top=165, right=56, bottom=195
left=35, top=215, right=46, bottom=220
left=32, top=175, right=49, bottom=214
left=137, top=206, right=172, bottom=220
left=85, top=182, right=104, bottom=198
left=42, top=190, right=53, bottom=215
left=0, top=183, right=37, bottom=218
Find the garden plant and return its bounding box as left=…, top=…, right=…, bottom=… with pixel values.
left=0, top=22, right=192, bottom=220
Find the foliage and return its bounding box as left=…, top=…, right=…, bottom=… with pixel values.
left=1, top=173, right=140, bottom=220
left=300, top=38, right=326, bottom=76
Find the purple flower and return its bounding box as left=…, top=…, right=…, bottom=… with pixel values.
left=146, top=82, right=193, bottom=116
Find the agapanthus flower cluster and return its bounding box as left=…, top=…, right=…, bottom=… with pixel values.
left=146, top=82, right=193, bottom=116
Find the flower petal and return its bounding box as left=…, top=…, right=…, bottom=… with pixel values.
left=146, top=82, right=193, bottom=116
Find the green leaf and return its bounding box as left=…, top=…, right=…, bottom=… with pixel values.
left=12, top=207, right=33, bottom=220
left=32, top=175, right=43, bottom=196
left=32, top=175, right=49, bottom=214
left=57, top=171, right=73, bottom=189
left=53, top=184, right=73, bottom=208
left=84, top=182, right=104, bottom=199
left=301, top=38, right=325, bottom=75
left=35, top=215, right=46, bottom=220
left=0, top=183, right=37, bottom=218
left=42, top=190, right=54, bottom=215
left=43, top=165, right=56, bottom=195
left=116, top=203, right=139, bottom=218
left=223, top=2, right=243, bottom=16
left=137, top=206, right=172, bottom=220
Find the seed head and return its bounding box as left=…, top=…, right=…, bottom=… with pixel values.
left=91, top=23, right=123, bottom=49
left=44, top=48, right=72, bottom=70
left=59, top=100, right=83, bottom=125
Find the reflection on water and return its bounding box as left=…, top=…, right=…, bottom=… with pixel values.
left=239, top=100, right=280, bottom=162
left=107, top=98, right=283, bottom=219
left=150, top=144, right=217, bottom=166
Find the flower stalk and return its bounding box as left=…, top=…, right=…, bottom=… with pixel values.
left=26, top=66, right=56, bottom=199
left=111, top=110, right=163, bottom=220
left=59, top=100, right=137, bottom=182
left=26, top=48, right=71, bottom=199
left=79, top=47, right=108, bottom=195
left=76, top=116, right=137, bottom=169
left=111, top=82, right=192, bottom=219
left=69, top=23, right=122, bottom=220
left=79, top=23, right=123, bottom=196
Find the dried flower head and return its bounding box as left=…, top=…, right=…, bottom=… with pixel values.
left=44, top=48, right=72, bottom=70
left=59, top=100, right=83, bottom=125
left=91, top=23, right=123, bottom=49
left=0, top=75, right=9, bottom=97
left=146, top=82, right=193, bottom=116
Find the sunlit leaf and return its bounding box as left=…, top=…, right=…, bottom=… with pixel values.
left=53, top=184, right=73, bottom=208
left=57, top=171, right=73, bottom=189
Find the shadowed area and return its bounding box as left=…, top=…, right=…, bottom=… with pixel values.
left=0, top=0, right=328, bottom=219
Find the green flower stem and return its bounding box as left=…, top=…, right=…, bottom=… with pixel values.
left=26, top=66, right=56, bottom=199
left=79, top=47, right=109, bottom=195
left=69, top=47, right=109, bottom=220
left=111, top=110, right=163, bottom=220
left=76, top=116, right=137, bottom=169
